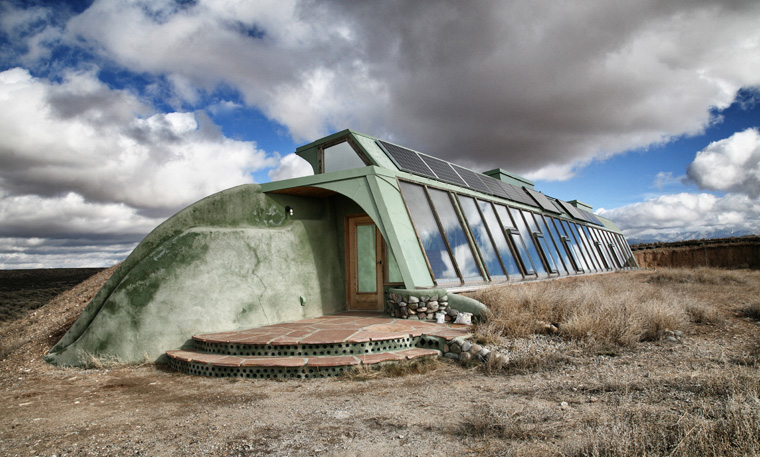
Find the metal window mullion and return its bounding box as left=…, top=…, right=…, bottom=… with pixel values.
left=396, top=179, right=440, bottom=285
left=532, top=212, right=566, bottom=274
left=543, top=215, right=572, bottom=274
left=449, top=193, right=488, bottom=282
left=485, top=201, right=525, bottom=280
left=502, top=206, right=538, bottom=276
left=477, top=200, right=512, bottom=280
left=425, top=186, right=465, bottom=285
left=453, top=195, right=499, bottom=282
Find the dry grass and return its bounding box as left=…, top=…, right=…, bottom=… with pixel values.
left=645, top=266, right=747, bottom=285
left=468, top=272, right=703, bottom=347
left=342, top=357, right=440, bottom=381
left=458, top=268, right=760, bottom=456
left=468, top=268, right=734, bottom=347
left=565, top=376, right=760, bottom=457
left=739, top=301, right=760, bottom=320
left=459, top=365, right=760, bottom=457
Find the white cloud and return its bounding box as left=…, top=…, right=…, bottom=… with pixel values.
left=598, top=192, right=760, bottom=242
left=686, top=128, right=760, bottom=197
left=267, top=153, right=314, bottom=182
left=51, top=0, right=760, bottom=179
left=0, top=68, right=275, bottom=212
left=652, top=171, right=687, bottom=189
left=0, top=67, right=280, bottom=267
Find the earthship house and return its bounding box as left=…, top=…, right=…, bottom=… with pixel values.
left=46, top=129, right=637, bottom=375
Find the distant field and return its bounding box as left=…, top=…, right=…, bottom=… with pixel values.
left=0, top=268, right=104, bottom=322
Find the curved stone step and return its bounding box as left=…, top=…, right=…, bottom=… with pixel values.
left=166, top=347, right=441, bottom=379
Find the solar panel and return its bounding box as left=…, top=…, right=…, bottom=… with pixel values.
left=479, top=175, right=511, bottom=199
left=525, top=188, right=560, bottom=213
left=499, top=182, right=537, bottom=207
left=579, top=209, right=604, bottom=226
left=450, top=164, right=492, bottom=194
left=420, top=154, right=468, bottom=187
left=556, top=200, right=586, bottom=220
left=377, top=140, right=436, bottom=180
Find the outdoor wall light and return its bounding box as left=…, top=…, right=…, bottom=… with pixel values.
left=285, top=206, right=294, bottom=216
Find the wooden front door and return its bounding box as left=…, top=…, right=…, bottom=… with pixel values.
left=346, top=215, right=384, bottom=311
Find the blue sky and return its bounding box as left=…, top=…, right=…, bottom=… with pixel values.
left=1, top=0, right=759, bottom=267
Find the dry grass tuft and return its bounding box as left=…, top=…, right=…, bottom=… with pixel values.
left=566, top=392, right=760, bottom=457
left=739, top=301, right=760, bottom=320
left=342, top=357, right=440, bottom=381
left=460, top=403, right=561, bottom=441
left=645, top=267, right=747, bottom=285
left=468, top=273, right=703, bottom=347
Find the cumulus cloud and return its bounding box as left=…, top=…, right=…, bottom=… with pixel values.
left=0, top=67, right=276, bottom=267
left=267, top=153, right=313, bottom=182
left=0, top=68, right=274, bottom=212
left=686, top=128, right=760, bottom=197
left=597, top=192, right=760, bottom=242
left=56, top=0, right=760, bottom=178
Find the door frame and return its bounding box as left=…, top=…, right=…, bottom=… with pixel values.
left=345, top=214, right=385, bottom=311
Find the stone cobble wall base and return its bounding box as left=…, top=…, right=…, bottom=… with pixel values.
left=387, top=292, right=463, bottom=322
left=442, top=336, right=505, bottom=365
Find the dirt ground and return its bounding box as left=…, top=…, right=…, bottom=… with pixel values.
left=1, top=267, right=758, bottom=456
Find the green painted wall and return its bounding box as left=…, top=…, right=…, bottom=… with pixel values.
left=46, top=185, right=345, bottom=366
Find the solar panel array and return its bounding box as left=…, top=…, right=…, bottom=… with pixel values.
left=578, top=209, right=604, bottom=226
left=377, top=141, right=436, bottom=179
left=377, top=139, right=600, bottom=224
left=524, top=188, right=560, bottom=214
left=556, top=200, right=586, bottom=220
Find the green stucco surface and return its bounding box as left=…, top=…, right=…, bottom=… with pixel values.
left=46, top=184, right=345, bottom=366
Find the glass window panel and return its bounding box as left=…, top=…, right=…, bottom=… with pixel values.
left=570, top=223, right=597, bottom=271
left=562, top=220, right=593, bottom=272
left=399, top=182, right=459, bottom=283
left=585, top=226, right=611, bottom=270
left=428, top=189, right=484, bottom=282
left=386, top=245, right=403, bottom=283
left=324, top=141, right=366, bottom=173
left=535, top=233, right=559, bottom=273
left=544, top=216, right=574, bottom=273
left=510, top=208, right=547, bottom=275
left=536, top=215, right=566, bottom=274
left=615, top=233, right=634, bottom=266
left=478, top=200, right=522, bottom=277
left=582, top=225, right=605, bottom=270
left=553, top=218, right=584, bottom=272
left=495, top=204, right=535, bottom=275
left=356, top=224, right=377, bottom=293
left=458, top=196, right=506, bottom=279
left=599, top=230, right=622, bottom=269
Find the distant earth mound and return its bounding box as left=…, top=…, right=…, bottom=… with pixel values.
left=631, top=236, right=760, bottom=269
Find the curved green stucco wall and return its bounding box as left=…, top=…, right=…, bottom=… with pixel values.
left=46, top=184, right=345, bottom=366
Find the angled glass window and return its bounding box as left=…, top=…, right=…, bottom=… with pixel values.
left=601, top=230, right=624, bottom=269
left=552, top=218, right=584, bottom=272
left=572, top=223, right=599, bottom=271
left=399, top=182, right=459, bottom=283
left=323, top=141, right=367, bottom=173
left=510, top=208, right=547, bottom=276
left=614, top=233, right=635, bottom=267
left=543, top=216, right=573, bottom=273
left=427, top=189, right=484, bottom=282
left=494, top=204, right=535, bottom=275
left=534, top=214, right=566, bottom=274
left=458, top=195, right=506, bottom=280
left=586, top=226, right=611, bottom=270
left=563, top=220, right=594, bottom=272
left=478, top=200, right=522, bottom=278
left=523, top=211, right=558, bottom=274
